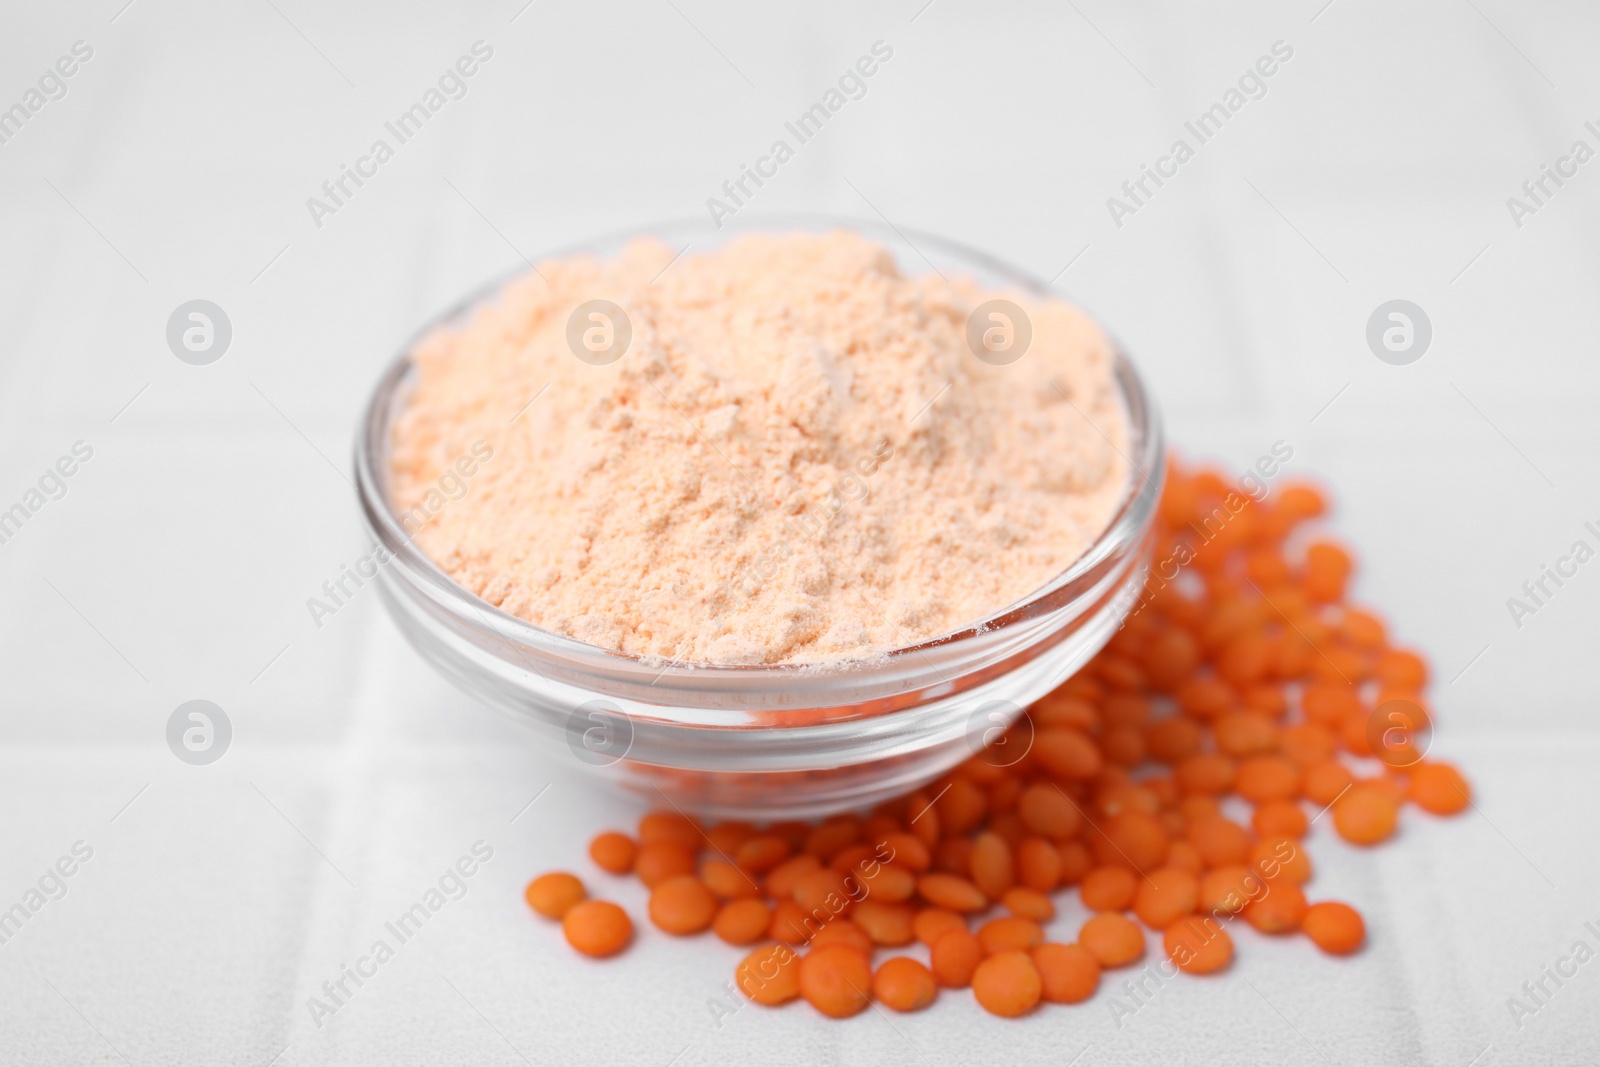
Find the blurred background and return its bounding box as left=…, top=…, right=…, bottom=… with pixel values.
left=1, top=1, right=1597, bottom=1063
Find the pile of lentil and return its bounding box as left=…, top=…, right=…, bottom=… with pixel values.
left=522, top=455, right=1474, bottom=1018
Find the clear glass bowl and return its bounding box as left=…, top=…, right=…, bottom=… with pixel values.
left=353, top=214, right=1164, bottom=820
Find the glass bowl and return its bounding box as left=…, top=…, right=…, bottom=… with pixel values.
left=353, top=214, right=1164, bottom=820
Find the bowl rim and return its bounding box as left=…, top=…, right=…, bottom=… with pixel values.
left=353, top=212, right=1164, bottom=678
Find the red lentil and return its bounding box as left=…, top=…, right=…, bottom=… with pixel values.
left=874, top=956, right=937, bottom=1012
left=587, top=832, right=636, bottom=876
left=971, top=951, right=1042, bottom=1017
left=799, top=944, right=872, bottom=1018
left=562, top=900, right=632, bottom=958
left=524, top=872, right=585, bottom=920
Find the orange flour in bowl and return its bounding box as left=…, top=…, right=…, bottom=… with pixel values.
left=388, top=230, right=1128, bottom=664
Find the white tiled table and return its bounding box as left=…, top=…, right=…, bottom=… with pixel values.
left=2, top=1, right=1598, bottom=1063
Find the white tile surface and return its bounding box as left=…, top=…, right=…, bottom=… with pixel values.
left=2, top=1, right=1598, bottom=1063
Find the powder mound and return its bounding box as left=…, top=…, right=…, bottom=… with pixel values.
left=388, top=230, right=1129, bottom=665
